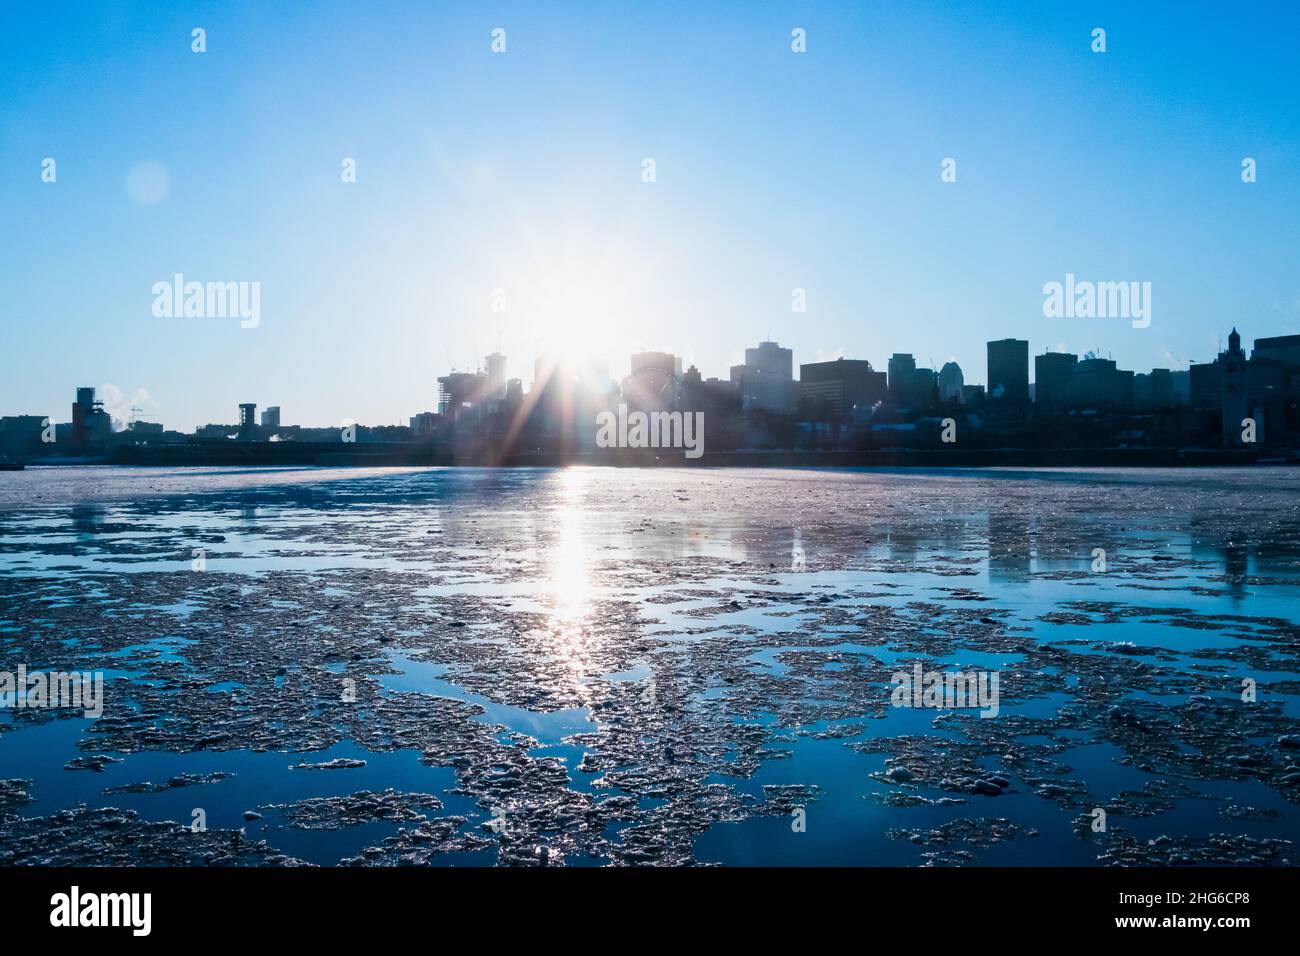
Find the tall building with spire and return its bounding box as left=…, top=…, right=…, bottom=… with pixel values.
left=1222, top=327, right=1248, bottom=445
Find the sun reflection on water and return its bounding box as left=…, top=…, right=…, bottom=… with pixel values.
left=545, top=468, right=597, bottom=686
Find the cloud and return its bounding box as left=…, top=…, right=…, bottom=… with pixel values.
left=98, top=384, right=160, bottom=430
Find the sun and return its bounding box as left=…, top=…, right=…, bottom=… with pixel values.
left=533, top=282, right=613, bottom=368
left=517, top=262, right=627, bottom=387
left=489, top=211, right=657, bottom=380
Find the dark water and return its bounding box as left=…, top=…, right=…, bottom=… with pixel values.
left=1, top=466, right=1298, bottom=865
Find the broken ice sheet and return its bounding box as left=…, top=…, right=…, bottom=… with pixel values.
left=1, top=466, right=1298, bottom=865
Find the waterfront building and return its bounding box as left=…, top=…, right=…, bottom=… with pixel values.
left=987, top=339, right=1030, bottom=404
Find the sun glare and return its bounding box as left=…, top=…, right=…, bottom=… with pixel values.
left=496, top=218, right=657, bottom=382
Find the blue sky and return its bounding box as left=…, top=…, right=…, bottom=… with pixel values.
left=1, top=0, right=1297, bottom=430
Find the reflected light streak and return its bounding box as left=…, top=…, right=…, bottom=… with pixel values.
left=545, top=468, right=598, bottom=686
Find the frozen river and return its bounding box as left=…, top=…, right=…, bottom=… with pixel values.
left=1, top=465, right=1298, bottom=865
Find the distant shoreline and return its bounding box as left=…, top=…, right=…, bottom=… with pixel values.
left=13, top=445, right=1297, bottom=469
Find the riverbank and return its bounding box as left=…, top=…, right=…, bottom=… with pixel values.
left=15, top=443, right=1296, bottom=468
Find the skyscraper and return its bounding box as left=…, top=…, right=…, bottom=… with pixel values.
left=987, top=339, right=1029, bottom=404
left=900, top=367, right=938, bottom=409
left=1252, top=334, right=1300, bottom=368
left=624, top=351, right=680, bottom=412
left=1189, top=361, right=1221, bottom=410
left=1069, top=357, right=1124, bottom=408
left=1034, top=352, right=1077, bottom=413
left=887, top=354, right=916, bottom=401
left=485, top=352, right=507, bottom=401
left=729, top=340, right=796, bottom=414
left=1147, top=368, right=1174, bottom=407
left=938, top=361, right=964, bottom=403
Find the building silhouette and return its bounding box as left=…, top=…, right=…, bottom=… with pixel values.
left=987, top=339, right=1029, bottom=404
left=1069, top=356, right=1126, bottom=408
left=624, top=351, right=680, bottom=412
left=0, top=415, right=48, bottom=457
left=1221, top=328, right=1249, bottom=445
left=12, top=322, right=1300, bottom=462
left=800, top=358, right=886, bottom=418
left=236, top=403, right=258, bottom=441
left=887, top=354, right=916, bottom=401
left=900, top=367, right=938, bottom=409
left=71, top=387, right=112, bottom=449
left=730, top=340, right=797, bottom=414
left=1132, top=369, right=1174, bottom=409
left=409, top=411, right=437, bottom=437
left=1034, top=352, right=1077, bottom=414
left=938, top=361, right=964, bottom=403
left=485, top=352, right=507, bottom=401
left=1254, top=334, right=1300, bottom=367
left=438, top=371, right=488, bottom=423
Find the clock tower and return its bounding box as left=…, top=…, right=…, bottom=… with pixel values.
left=1221, top=328, right=1248, bottom=446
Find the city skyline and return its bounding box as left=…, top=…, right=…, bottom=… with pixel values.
left=2, top=2, right=1299, bottom=432
left=7, top=321, right=1289, bottom=444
